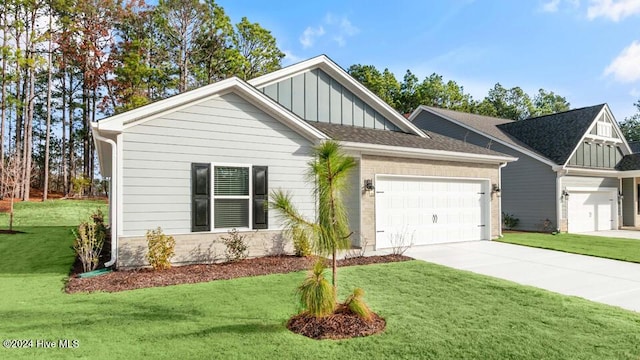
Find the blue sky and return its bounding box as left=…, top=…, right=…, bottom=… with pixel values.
left=217, top=0, right=640, bottom=121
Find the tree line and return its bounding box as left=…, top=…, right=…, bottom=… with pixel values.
left=0, top=0, right=284, bottom=201
left=347, top=64, right=571, bottom=120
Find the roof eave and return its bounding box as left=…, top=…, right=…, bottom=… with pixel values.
left=338, top=141, right=518, bottom=164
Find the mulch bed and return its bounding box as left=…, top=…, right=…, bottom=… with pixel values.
left=287, top=306, right=387, bottom=340
left=66, top=254, right=412, bottom=294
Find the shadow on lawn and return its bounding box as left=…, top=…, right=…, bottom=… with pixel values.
left=183, top=322, right=285, bottom=337
left=0, top=226, right=76, bottom=275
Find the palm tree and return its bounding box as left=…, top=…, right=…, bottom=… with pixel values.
left=270, top=140, right=356, bottom=296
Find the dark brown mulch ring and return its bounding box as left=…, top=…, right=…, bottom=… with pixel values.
left=66, top=254, right=412, bottom=294
left=287, top=308, right=386, bottom=340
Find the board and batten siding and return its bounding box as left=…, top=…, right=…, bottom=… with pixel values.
left=412, top=111, right=558, bottom=231
left=121, top=92, right=316, bottom=236
left=259, top=68, right=400, bottom=131
left=622, top=178, right=634, bottom=226
left=566, top=142, right=623, bottom=168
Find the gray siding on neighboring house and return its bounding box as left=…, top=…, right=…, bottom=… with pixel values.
left=259, top=68, right=400, bottom=131
left=413, top=111, right=557, bottom=231
left=622, top=178, right=634, bottom=226
left=121, top=92, right=316, bottom=236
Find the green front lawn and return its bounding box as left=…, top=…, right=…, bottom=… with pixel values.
left=499, top=232, right=640, bottom=263
left=1, top=201, right=639, bottom=359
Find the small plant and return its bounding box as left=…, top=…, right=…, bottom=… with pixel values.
left=291, top=225, right=312, bottom=257
left=71, top=176, right=92, bottom=198
left=502, top=212, right=520, bottom=230
left=146, top=227, right=176, bottom=270
left=91, top=209, right=107, bottom=241
left=389, top=230, right=414, bottom=256
left=344, top=236, right=368, bottom=259
left=221, top=228, right=248, bottom=262
left=344, top=288, right=372, bottom=321
left=73, top=221, right=105, bottom=273
left=297, top=260, right=336, bottom=317
left=541, top=218, right=554, bottom=233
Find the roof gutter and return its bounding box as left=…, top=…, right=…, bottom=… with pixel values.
left=92, top=126, right=118, bottom=268
left=339, top=141, right=518, bottom=164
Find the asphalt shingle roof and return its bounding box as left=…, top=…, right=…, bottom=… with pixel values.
left=307, top=121, right=510, bottom=158
left=497, top=104, right=605, bottom=165
left=616, top=154, right=640, bottom=171
left=628, top=141, right=640, bottom=154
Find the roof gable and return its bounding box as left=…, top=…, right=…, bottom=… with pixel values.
left=412, top=106, right=557, bottom=167
left=497, top=104, right=606, bottom=165
left=249, top=55, right=427, bottom=137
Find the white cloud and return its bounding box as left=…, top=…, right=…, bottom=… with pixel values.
left=299, top=26, right=325, bottom=49
left=604, top=40, right=640, bottom=82
left=542, top=0, right=562, bottom=12
left=587, top=0, right=640, bottom=21
left=300, top=13, right=359, bottom=49
left=282, top=50, right=303, bottom=65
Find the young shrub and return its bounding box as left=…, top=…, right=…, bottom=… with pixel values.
left=297, top=260, right=336, bottom=317
left=91, top=209, right=107, bottom=240
left=73, top=221, right=105, bottom=273
left=344, top=288, right=373, bottom=321
left=292, top=225, right=312, bottom=257
left=221, top=228, right=248, bottom=262
left=146, top=227, right=176, bottom=270
left=502, top=212, right=519, bottom=230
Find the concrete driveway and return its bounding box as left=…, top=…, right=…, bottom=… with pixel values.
left=404, top=241, right=640, bottom=312
left=577, top=230, right=640, bottom=240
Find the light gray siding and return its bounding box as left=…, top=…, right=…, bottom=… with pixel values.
left=413, top=111, right=557, bottom=231
left=562, top=176, right=618, bottom=188
left=121, top=92, right=316, bottom=236
left=259, top=68, right=400, bottom=131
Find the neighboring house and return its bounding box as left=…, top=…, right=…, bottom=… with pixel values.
left=92, top=55, right=515, bottom=268
left=411, top=104, right=640, bottom=233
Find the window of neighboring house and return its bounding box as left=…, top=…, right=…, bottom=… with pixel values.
left=191, top=163, right=268, bottom=232
left=213, top=166, right=250, bottom=229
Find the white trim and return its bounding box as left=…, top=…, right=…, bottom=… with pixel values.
left=498, top=162, right=507, bottom=237
left=92, top=129, right=118, bottom=267
left=564, top=105, right=632, bottom=167
left=556, top=172, right=563, bottom=232
left=211, top=163, right=253, bottom=232
left=249, top=55, right=428, bottom=138
left=566, top=186, right=618, bottom=192
left=116, top=133, right=124, bottom=238
left=412, top=106, right=558, bottom=167
left=339, top=141, right=517, bottom=164
left=92, top=77, right=329, bottom=143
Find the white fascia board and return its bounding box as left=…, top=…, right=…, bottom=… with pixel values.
left=414, top=106, right=559, bottom=168
left=94, top=77, right=327, bottom=143
left=250, top=55, right=429, bottom=138
left=565, top=105, right=632, bottom=167
left=563, top=167, right=621, bottom=177
left=339, top=141, right=518, bottom=164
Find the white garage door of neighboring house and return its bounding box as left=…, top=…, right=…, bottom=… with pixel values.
left=375, top=176, right=490, bottom=249
left=567, top=190, right=616, bottom=233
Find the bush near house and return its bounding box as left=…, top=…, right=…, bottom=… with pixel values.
left=146, top=227, right=176, bottom=270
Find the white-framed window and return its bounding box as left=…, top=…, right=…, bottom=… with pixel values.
left=212, top=165, right=251, bottom=229
left=191, top=162, right=268, bottom=232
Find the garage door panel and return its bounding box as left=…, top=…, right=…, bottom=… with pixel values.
left=568, top=191, right=614, bottom=233
left=375, top=176, right=489, bottom=249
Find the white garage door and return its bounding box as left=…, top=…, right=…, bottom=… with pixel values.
left=375, top=176, right=490, bottom=249
left=568, top=191, right=615, bottom=233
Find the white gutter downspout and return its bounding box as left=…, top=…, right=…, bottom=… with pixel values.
left=498, top=162, right=507, bottom=238
left=93, top=131, right=118, bottom=268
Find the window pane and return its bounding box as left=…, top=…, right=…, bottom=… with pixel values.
left=214, top=199, right=249, bottom=228
left=214, top=167, right=249, bottom=196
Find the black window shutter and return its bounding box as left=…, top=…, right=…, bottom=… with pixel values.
left=252, top=166, right=268, bottom=229
left=191, top=163, right=211, bottom=232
